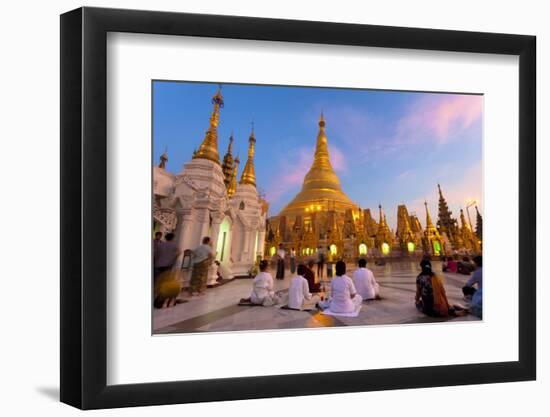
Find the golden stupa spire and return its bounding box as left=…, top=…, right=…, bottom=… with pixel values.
left=424, top=201, right=436, bottom=230
left=460, top=208, right=471, bottom=230
left=278, top=113, right=356, bottom=217
left=192, top=87, right=224, bottom=164
left=239, top=124, right=256, bottom=187
left=227, top=155, right=240, bottom=197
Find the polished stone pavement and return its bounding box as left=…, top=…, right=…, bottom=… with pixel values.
left=153, top=261, right=480, bottom=334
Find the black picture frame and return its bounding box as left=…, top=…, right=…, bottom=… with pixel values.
left=60, top=6, right=536, bottom=410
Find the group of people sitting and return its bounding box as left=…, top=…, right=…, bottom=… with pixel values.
left=240, top=258, right=381, bottom=314
left=442, top=255, right=477, bottom=275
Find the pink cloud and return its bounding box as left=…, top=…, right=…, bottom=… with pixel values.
left=396, top=95, right=482, bottom=145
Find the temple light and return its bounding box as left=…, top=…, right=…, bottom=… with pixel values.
left=381, top=242, right=390, bottom=255
left=359, top=243, right=367, bottom=255
left=433, top=241, right=441, bottom=256
left=269, top=246, right=276, bottom=257
left=407, top=242, right=415, bottom=252
left=330, top=244, right=338, bottom=256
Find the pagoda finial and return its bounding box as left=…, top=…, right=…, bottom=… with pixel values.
left=222, top=133, right=235, bottom=189
left=240, top=125, right=257, bottom=187
left=425, top=201, right=435, bottom=229
left=319, top=111, right=326, bottom=128
left=192, top=87, right=224, bottom=164
left=158, top=147, right=168, bottom=169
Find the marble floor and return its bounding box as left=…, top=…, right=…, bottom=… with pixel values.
left=153, top=261, right=480, bottom=334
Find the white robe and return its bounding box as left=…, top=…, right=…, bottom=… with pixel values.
left=288, top=275, right=313, bottom=310
left=250, top=272, right=276, bottom=305
left=352, top=267, right=380, bottom=300
left=328, top=275, right=362, bottom=313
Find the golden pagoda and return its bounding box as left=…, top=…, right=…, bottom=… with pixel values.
left=192, top=88, right=224, bottom=164
left=423, top=201, right=443, bottom=256
left=277, top=113, right=358, bottom=218
left=240, top=127, right=257, bottom=187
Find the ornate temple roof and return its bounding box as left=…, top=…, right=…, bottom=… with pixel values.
left=192, top=88, right=224, bottom=164
left=277, top=113, right=357, bottom=218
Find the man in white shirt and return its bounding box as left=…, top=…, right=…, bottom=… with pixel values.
left=288, top=265, right=320, bottom=310
left=320, top=261, right=362, bottom=313
left=352, top=258, right=380, bottom=300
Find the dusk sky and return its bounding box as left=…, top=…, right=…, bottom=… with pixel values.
left=153, top=81, right=483, bottom=230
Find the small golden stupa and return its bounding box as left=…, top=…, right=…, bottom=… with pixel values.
left=277, top=113, right=358, bottom=219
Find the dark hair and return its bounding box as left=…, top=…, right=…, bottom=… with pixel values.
left=165, top=232, right=175, bottom=241
left=420, top=258, right=431, bottom=269
left=259, top=260, right=269, bottom=271
left=463, top=256, right=470, bottom=262
left=279, top=243, right=283, bottom=248
left=473, top=255, right=482, bottom=267
left=307, top=260, right=315, bottom=268
left=358, top=258, right=367, bottom=268
left=155, top=232, right=162, bottom=238
left=202, top=236, right=211, bottom=244
left=335, top=260, right=346, bottom=276
left=297, top=264, right=307, bottom=276
left=421, top=263, right=433, bottom=276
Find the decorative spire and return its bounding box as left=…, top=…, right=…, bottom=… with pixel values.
left=459, top=208, right=470, bottom=230
left=192, top=87, right=224, bottom=164
left=158, top=147, right=168, bottom=169
left=475, top=205, right=483, bottom=240
left=239, top=125, right=256, bottom=187
left=222, top=133, right=235, bottom=189
left=425, top=201, right=435, bottom=229
left=227, top=154, right=240, bottom=197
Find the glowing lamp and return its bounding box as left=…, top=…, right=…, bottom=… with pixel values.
left=359, top=243, right=367, bottom=255
left=381, top=242, right=390, bottom=255
left=407, top=242, right=415, bottom=252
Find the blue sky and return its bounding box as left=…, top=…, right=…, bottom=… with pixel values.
left=153, top=81, right=483, bottom=230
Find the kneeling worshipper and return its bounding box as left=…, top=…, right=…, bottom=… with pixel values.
left=287, top=265, right=320, bottom=310
left=318, top=261, right=363, bottom=314
left=352, top=258, right=380, bottom=300
left=247, top=260, right=280, bottom=306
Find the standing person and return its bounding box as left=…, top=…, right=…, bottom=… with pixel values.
left=317, top=246, right=326, bottom=280
left=319, top=261, right=362, bottom=313
left=289, top=247, right=297, bottom=274
left=154, top=232, right=180, bottom=279
left=189, top=237, right=214, bottom=296
left=276, top=244, right=286, bottom=280
left=288, top=265, right=319, bottom=310
left=153, top=231, right=163, bottom=261
left=352, top=258, right=380, bottom=300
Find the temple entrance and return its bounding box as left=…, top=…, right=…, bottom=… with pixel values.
left=358, top=243, right=367, bottom=255
left=216, top=217, right=232, bottom=263
left=329, top=244, right=338, bottom=257
left=432, top=240, right=441, bottom=256
left=381, top=242, right=390, bottom=255
left=407, top=242, right=415, bottom=253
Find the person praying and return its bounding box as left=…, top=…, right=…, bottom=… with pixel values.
left=304, top=259, right=321, bottom=292
left=288, top=265, right=320, bottom=310
left=352, top=258, right=380, bottom=300
left=249, top=260, right=279, bottom=306
left=188, top=236, right=214, bottom=296
left=319, top=261, right=362, bottom=313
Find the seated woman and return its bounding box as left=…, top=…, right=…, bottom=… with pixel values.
left=319, top=261, right=362, bottom=313
left=241, top=260, right=279, bottom=306
left=416, top=263, right=463, bottom=317
left=352, top=258, right=380, bottom=300
left=442, top=256, right=457, bottom=273
left=288, top=265, right=320, bottom=310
